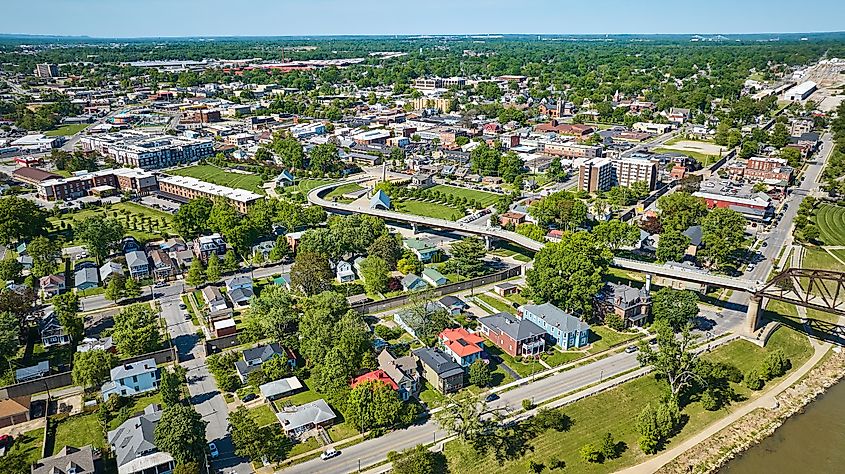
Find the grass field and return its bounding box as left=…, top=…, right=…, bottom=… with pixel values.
left=294, top=178, right=335, bottom=195
left=653, top=147, right=719, bottom=167
left=444, top=325, right=812, bottom=474
left=476, top=293, right=514, bottom=314
left=8, top=428, right=44, bottom=465
left=45, top=123, right=89, bottom=136
left=53, top=412, right=106, bottom=454
left=813, top=204, right=845, bottom=246
left=394, top=199, right=461, bottom=220
left=249, top=404, right=278, bottom=427
left=324, top=183, right=365, bottom=202
left=168, top=164, right=265, bottom=195
left=428, top=184, right=500, bottom=206
left=50, top=201, right=177, bottom=243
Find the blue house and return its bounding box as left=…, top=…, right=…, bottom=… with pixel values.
left=403, top=239, right=439, bottom=263
left=74, top=267, right=99, bottom=291
left=101, top=358, right=160, bottom=401
left=519, top=303, right=590, bottom=350
left=401, top=274, right=429, bottom=292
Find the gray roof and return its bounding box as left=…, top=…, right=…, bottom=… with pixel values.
left=107, top=404, right=169, bottom=469
left=479, top=312, right=546, bottom=342
left=32, top=445, right=96, bottom=474
left=100, top=261, right=124, bottom=280
left=377, top=350, right=419, bottom=385
left=110, top=358, right=157, bottom=381
left=370, top=190, right=391, bottom=209
left=125, top=250, right=148, bottom=268
left=521, top=302, right=589, bottom=333
left=74, top=267, right=99, bottom=286
left=228, top=287, right=254, bottom=304
left=413, top=347, right=463, bottom=379
left=259, top=376, right=303, bottom=398
left=682, top=225, right=703, bottom=247
left=225, top=275, right=253, bottom=291
left=401, top=274, right=425, bottom=288
left=276, top=398, right=336, bottom=432
left=16, top=360, right=49, bottom=381
left=604, top=282, right=648, bottom=308
left=243, top=343, right=282, bottom=363
left=438, top=295, right=467, bottom=309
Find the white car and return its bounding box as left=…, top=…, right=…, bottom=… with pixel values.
left=208, top=442, right=219, bottom=459
left=320, top=447, right=340, bottom=460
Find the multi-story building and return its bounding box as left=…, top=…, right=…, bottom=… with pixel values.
left=34, top=63, right=60, bottom=78
left=542, top=142, right=603, bottom=159
left=578, top=158, right=615, bottom=192
left=478, top=311, right=546, bottom=358
left=413, top=77, right=466, bottom=90
left=81, top=131, right=214, bottom=170
left=742, top=156, right=794, bottom=183
left=613, top=158, right=657, bottom=190
left=193, top=233, right=227, bottom=263
left=694, top=178, right=774, bottom=222
left=600, top=282, right=651, bottom=328
left=410, top=97, right=454, bottom=112
left=36, top=168, right=158, bottom=201
left=519, top=303, right=590, bottom=350
left=157, top=175, right=262, bottom=213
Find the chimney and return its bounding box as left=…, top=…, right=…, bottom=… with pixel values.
left=645, top=274, right=652, bottom=295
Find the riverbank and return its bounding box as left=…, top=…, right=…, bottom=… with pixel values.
left=655, top=345, right=845, bottom=474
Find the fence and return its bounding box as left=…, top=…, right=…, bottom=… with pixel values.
left=351, top=265, right=523, bottom=314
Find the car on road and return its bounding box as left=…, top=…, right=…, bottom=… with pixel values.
left=485, top=393, right=500, bottom=402
left=747, top=264, right=756, bottom=272
left=625, top=345, right=639, bottom=354
left=179, top=303, right=187, bottom=310
left=321, top=447, right=340, bottom=460
left=185, top=313, right=191, bottom=320
left=208, top=442, right=219, bottom=459
left=154, top=281, right=167, bottom=288
left=491, top=256, right=502, bottom=263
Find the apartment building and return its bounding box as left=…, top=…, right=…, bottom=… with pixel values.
left=742, top=156, right=794, bottom=183
left=37, top=168, right=158, bottom=201
left=542, top=142, right=603, bottom=159
left=35, top=63, right=60, bottom=78
left=413, top=77, right=466, bottom=90
left=81, top=131, right=215, bottom=170
left=613, top=158, right=657, bottom=189
left=578, top=157, right=656, bottom=192
left=578, top=158, right=615, bottom=192
left=157, top=175, right=262, bottom=213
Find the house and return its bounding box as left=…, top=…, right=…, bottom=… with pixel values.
left=252, top=240, right=275, bottom=261
left=377, top=350, right=421, bottom=401
left=438, top=295, right=468, bottom=315
left=413, top=347, right=465, bottom=394
left=285, top=231, right=305, bottom=254
left=259, top=376, right=303, bottom=401
left=520, top=302, right=590, bottom=350
left=100, top=261, right=124, bottom=283
left=351, top=369, right=399, bottom=391
left=173, top=249, right=194, bottom=269
left=273, top=273, right=292, bottom=290
left=201, top=285, right=232, bottom=320
left=125, top=250, right=149, bottom=279
left=370, top=190, right=392, bottom=210
left=32, top=445, right=98, bottom=474
left=40, top=313, right=70, bottom=347
left=401, top=274, right=429, bottom=292
left=149, top=249, right=175, bottom=278
left=108, top=405, right=175, bottom=474
left=0, top=396, right=31, bottom=428
left=336, top=260, right=356, bottom=283
left=600, top=282, right=651, bottom=327
left=403, top=238, right=439, bottom=263
left=213, top=318, right=237, bottom=337
left=234, top=343, right=292, bottom=383
left=493, top=282, right=520, bottom=297
left=158, top=237, right=188, bottom=254
left=77, top=336, right=115, bottom=353
left=101, top=358, right=161, bottom=401
left=499, top=211, right=526, bottom=227
left=422, top=268, right=448, bottom=287
left=225, top=275, right=254, bottom=308
left=193, top=233, right=227, bottom=262
left=17, top=254, right=33, bottom=271
left=121, top=237, right=142, bottom=254
left=409, top=172, right=435, bottom=189
left=682, top=225, right=703, bottom=257
left=438, top=328, right=485, bottom=368
left=74, top=267, right=99, bottom=291
left=275, top=169, right=295, bottom=187
left=478, top=312, right=546, bottom=358
left=276, top=399, right=337, bottom=438
left=15, top=361, right=49, bottom=382
left=39, top=274, right=66, bottom=298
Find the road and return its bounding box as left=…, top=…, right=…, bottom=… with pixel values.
left=281, top=349, right=644, bottom=473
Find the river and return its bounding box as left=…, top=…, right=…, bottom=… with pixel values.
left=721, top=380, right=845, bottom=473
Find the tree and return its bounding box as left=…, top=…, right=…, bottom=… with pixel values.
left=515, top=223, right=545, bottom=241
left=272, top=132, right=306, bottom=170
left=529, top=191, right=587, bottom=230
left=186, top=258, right=206, bottom=287
left=443, top=237, right=486, bottom=278
left=360, top=256, right=390, bottom=294
left=241, top=285, right=297, bottom=345
left=0, top=257, right=23, bottom=282
left=112, top=305, right=161, bottom=357
left=205, top=255, right=221, bottom=282
left=600, top=432, right=619, bottom=460
left=468, top=359, right=492, bottom=388
left=802, top=225, right=820, bottom=242
left=72, top=349, right=116, bottom=390
left=655, top=230, right=689, bottom=263
left=222, top=250, right=240, bottom=273
left=0, top=196, right=49, bottom=245
left=652, top=288, right=699, bottom=331
left=161, top=367, right=187, bottom=406
left=526, top=231, right=611, bottom=313
left=700, top=208, right=746, bottom=270
left=368, top=234, right=403, bottom=269
left=104, top=275, right=126, bottom=302
left=268, top=236, right=290, bottom=262
left=770, top=122, right=790, bottom=148
left=498, top=151, right=524, bottom=184
left=228, top=406, right=286, bottom=463
left=154, top=404, right=208, bottom=465
left=346, top=380, right=403, bottom=432
left=389, top=444, right=442, bottom=474
left=75, top=216, right=124, bottom=264
left=760, top=349, right=790, bottom=380
left=580, top=443, right=601, bottom=463
left=0, top=449, right=30, bottom=474
left=397, top=253, right=423, bottom=275
left=52, top=293, right=83, bottom=343
left=172, top=197, right=212, bottom=240
left=780, top=147, right=802, bottom=168
left=0, top=311, right=21, bottom=361
left=657, top=192, right=707, bottom=232
left=123, top=276, right=141, bottom=300
left=26, top=236, right=61, bottom=277
left=434, top=393, right=489, bottom=442
left=291, top=252, right=333, bottom=296
left=401, top=292, right=451, bottom=342
left=636, top=400, right=681, bottom=454
left=637, top=320, right=699, bottom=399
left=592, top=220, right=641, bottom=252
left=470, top=141, right=502, bottom=176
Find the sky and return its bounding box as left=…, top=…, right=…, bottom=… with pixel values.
left=2, top=0, right=844, bottom=38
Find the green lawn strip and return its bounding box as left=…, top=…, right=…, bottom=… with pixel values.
left=428, top=184, right=500, bottom=206
left=50, top=201, right=176, bottom=243
left=443, top=325, right=812, bottom=474
left=800, top=248, right=845, bottom=296
left=652, top=147, right=718, bottom=167
left=181, top=294, right=201, bottom=327
left=168, top=164, right=265, bottom=195
left=418, top=380, right=447, bottom=408
left=295, top=178, right=335, bottom=195
left=107, top=391, right=164, bottom=430
left=587, top=326, right=642, bottom=353
left=394, top=199, right=462, bottom=220
left=285, top=436, right=320, bottom=457
left=248, top=404, right=278, bottom=427
left=814, top=204, right=845, bottom=246
left=9, top=428, right=45, bottom=464
left=52, top=412, right=105, bottom=454
left=327, top=422, right=360, bottom=442
left=45, top=123, right=89, bottom=136
left=484, top=345, right=542, bottom=379
left=324, top=183, right=365, bottom=200
left=476, top=293, right=514, bottom=314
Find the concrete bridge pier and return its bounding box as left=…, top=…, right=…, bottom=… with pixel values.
left=484, top=235, right=492, bottom=250
left=411, top=223, right=418, bottom=235
left=746, top=294, right=763, bottom=333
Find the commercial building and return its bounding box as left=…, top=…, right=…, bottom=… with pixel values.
left=158, top=175, right=262, bottom=213
left=35, top=63, right=60, bottom=78
left=694, top=178, right=774, bottom=222
left=37, top=168, right=158, bottom=201
left=413, top=77, right=466, bottom=90
left=81, top=131, right=214, bottom=169
left=741, top=156, right=794, bottom=183
left=411, top=97, right=454, bottom=112
left=542, top=142, right=603, bottom=159
left=11, top=166, right=60, bottom=186
left=784, top=81, right=817, bottom=101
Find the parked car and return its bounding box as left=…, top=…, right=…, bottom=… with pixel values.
left=241, top=393, right=257, bottom=403
left=154, top=281, right=167, bottom=288
left=625, top=345, right=638, bottom=354
left=321, top=448, right=340, bottom=461
left=208, top=442, right=219, bottom=459
left=485, top=393, right=499, bottom=402
left=179, top=303, right=187, bottom=310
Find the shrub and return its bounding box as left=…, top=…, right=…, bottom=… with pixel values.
left=744, top=368, right=765, bottom=390
left=522, top=399, right=534, bottom=411
left=760, top=350, right=790, bottom=380
left=579, top=443, right=602, bottom=463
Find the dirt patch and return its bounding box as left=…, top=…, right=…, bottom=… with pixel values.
left=657, top=348, right=845, bottom=474
left=662, top=141, right=726, bottom=155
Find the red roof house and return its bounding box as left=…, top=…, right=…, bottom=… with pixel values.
left=438, top=328, right=485, bottom=367
left=351, top=369, right=399, bottom=390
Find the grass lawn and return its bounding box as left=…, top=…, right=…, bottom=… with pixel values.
left=293, top=178, right=335, bottom=195
left=286, top=436, right=320, bottom=457
left=8, top=428, right=44, bottom=465
left=476, top=293, right=514, bottom=315
left=485, top=345, right=543, bottom=379
left=394, top=199, right=462, bottom=220
left=327, top=422, right=359, bottom=442
left=273, top=374, right=323, bottom=407
left=249, top=404, right=278, bottom=427
left=444, top=325, right=813, bottom=474
left=799, top=248, right=845, bottom=297
left=53, top=412, right=105, bottom=454
left=813, top=204, right=845, bottom=246
left=324, top=183, right=365, bottom=201
left=108, top=391, right=163, bottom=430
left=45, top=123, right=89, bottom=136
left=168, top=164, right=265, bottom=195
left=588, top=326, right=641, bottom=353
left=50, top=201, right=177, bottom=243
left=418, top=380, right=447, bottom=408
left=490, top=242, right=535, bottom=262
left=653, top=147, right=719, bottom=167
left=428, top=184, right=500, bottom=207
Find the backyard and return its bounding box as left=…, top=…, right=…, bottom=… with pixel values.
left=168, top=164, right=265, bottom=195
left=6, top=428, right=44, bottom=465
left=50, top=201, right=177, bottom=243
left=51, top=412, right=105, bottom=455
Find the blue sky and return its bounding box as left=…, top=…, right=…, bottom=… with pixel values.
left=2, top=0, right=844, bottom=38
